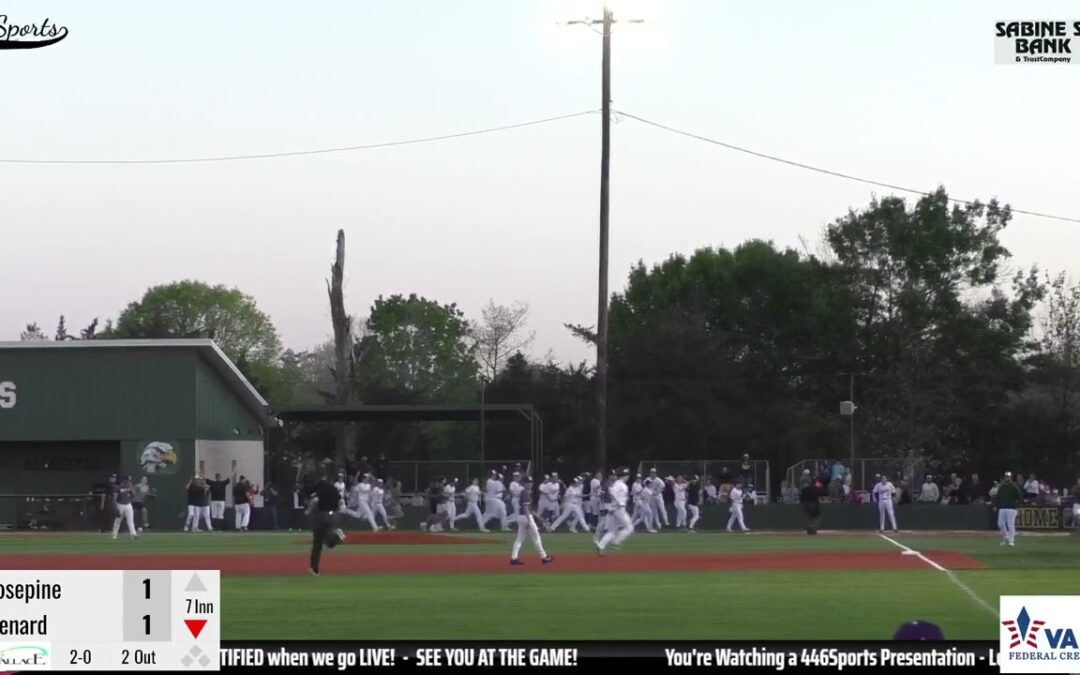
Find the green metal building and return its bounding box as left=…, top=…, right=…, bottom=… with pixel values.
left=0, top=340, right=271, bottom=530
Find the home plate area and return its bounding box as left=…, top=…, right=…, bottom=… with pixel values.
left=0, top=549, right=984, bottom=576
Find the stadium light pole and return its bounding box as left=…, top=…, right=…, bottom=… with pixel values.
left=561, top=3, right=644, bottom=471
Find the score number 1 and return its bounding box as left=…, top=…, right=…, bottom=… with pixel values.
left=142, top=578, right=151, bottom=635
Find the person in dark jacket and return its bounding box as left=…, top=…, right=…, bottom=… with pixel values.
left=307, top=477, right=345, bottom=576
left=800, top=479, right=824, bottom=535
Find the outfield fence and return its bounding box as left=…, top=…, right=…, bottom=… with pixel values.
left=387, top=459, right=532, bottom=497
left=635, top=459, right=771, bottom=503
left=785, top=457, right=927, bottom=495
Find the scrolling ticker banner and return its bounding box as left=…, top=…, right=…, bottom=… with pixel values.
left=211, top=641, right=1007, bottom=672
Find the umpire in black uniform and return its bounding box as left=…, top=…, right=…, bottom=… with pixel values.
left=307, top=477, right=346, bottom=576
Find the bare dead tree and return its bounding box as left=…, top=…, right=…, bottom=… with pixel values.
left=327, top=229, right=357, bottom=466
left=473, top=300, right=535, bottom=381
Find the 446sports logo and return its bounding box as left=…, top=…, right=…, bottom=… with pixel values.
left=1000, top=597, right=1080, bottom=673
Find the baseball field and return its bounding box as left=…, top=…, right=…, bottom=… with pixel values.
left=0, top=529, right=1074, bottom=640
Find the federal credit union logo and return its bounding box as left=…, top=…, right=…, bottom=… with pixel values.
left=0, top=643, right=51, bottom=670
left=995, top=21, right=1080, bottom=64
left=1000, top=596, right=1080, bottom=673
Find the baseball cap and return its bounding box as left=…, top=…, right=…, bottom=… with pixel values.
left=893, top=621, right=944, bottom=641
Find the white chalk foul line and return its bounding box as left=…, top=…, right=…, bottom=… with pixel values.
left=878, top=534, right=997, bottom=617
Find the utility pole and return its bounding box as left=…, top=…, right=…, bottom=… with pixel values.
left=839, top=372, right=862, bottom=484
left=563, top=5, right=643, bottom=472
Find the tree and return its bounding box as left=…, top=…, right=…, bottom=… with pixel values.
left=473, top=300, right=535, bottom=381
left=111, top=280, right=282, bottom=365
left=327, top=230, right=358, bottom=464
left=825, top=188, right=1042, bottom=468
left=20, top=323, right=47, bottom=341
left=358, top=293, right=478, bottom=403
left=55, top=315, right=71, bottom=341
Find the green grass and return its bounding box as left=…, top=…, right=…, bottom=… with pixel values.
left=3, top=530, right=1076, bottom=640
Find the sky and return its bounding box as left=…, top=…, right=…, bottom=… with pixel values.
left=2, top=0, right=1078, bottom=365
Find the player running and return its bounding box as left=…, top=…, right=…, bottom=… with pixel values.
left=510, top=476, right=553, bottom=566
left=726, top=481, right=750, bottom=533
left=596, top=468, right=634, bottom=555
left=673, top=475, right=688, bottom=529
left=454, top=478, right=489, bottom=531
left=549, top=475, right=589, bottom=532
left=482, top=471, right=511, bottom=532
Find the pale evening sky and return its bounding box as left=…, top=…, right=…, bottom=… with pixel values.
left=1, top=1, right=1077, bottom=365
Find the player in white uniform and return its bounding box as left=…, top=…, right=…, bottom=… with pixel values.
left=510, top=477, right=553, bottom=566
left=371, top=478, right=391, bottom=529
left=550, top=476, right=589, bottom=532
left=872, top=475, right=899, bottom=532
left=644, top=470, right=665, bottom=530
left=343, top=476, right=381, bottom=531
left=726, top=482, right=750, bottom=532
left=112, top=476, right=139, bottom=540
left=536, top=475, right=556, bottom=528
left=592, top=475, right=614, bottom=546
left=454, top=478, right=489, bottom=531
left=673, top=476, right=688, bottom=529
left=631, top=478, right=657, bottom=532
left=334, top=472, right=347, bottom=501
left=508, top=473, right=524, bottom=523
left=482, top=471, right=511, bottom=531
left=444, top=478, right=460, bottom=531
left=596, top=469, right=634, bottom=554
left=588, top=472, right=603, bottom=526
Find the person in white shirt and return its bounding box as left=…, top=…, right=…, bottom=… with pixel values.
left=1023, top=474, right=1041, bottom=504
left=588, top=472, right=603, bottom=526
left=647, top=470, right=669, bottom=529
left=919, top=476, right=940, bottom=503
left=333, top=472, right=347, bottom=501
left=482, top=471, right=511, bottom=532
left=593, top=475, right=614, bottom=547
left=538, top=474, right=561, bottom=527
left=454, top=478, right=489, bottom=531
left=550, top=476, right=589, bottom=532
left=508, top=473, right=524, bottom=524
left=673, top=476, right=688, bottom=528
left=726, top=482, right=750, bottom=532
left=872, top=475, right=898, bottom=532
left=596, top=468, right=634, bottom=554
left=443, top=478, right=459, bottom=531
left=342, top=476, right=380, bottom=531
left=371, top=478, right=392, bottom=529
left=630, top=478, right=650, bottom=531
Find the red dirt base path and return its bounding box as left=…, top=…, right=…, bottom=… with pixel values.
left=0, top=550, right=984, bottom=576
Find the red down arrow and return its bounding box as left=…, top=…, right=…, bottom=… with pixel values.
left=184, top=619, right=207, bottom=639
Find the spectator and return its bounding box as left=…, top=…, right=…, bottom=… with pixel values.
left=918, top=475, right=940, bottom=503
left=718, top=466, right=732, bottom=485
left=969, top=474, right=983, bottom=503
left=705, top=478, right=718, bottom=505
left=897, top=484, right=912, bottom=505
left=263, top=482, right=279, bottom=530
left=1072, top=477, right=1080, bottom=502
left=831, top=460, right=845, bottom=481
left=842, top=473, right=853, bottom=503
left=988, top=480, right=1000, bottom=500
left=358, top=455, right=373, bottom=476
left=827, top=476, right=842, bottom=501
left=739, top=454, right=753, bottom=484
left=953, top=476, right=969, bottom=505
left=1024, top=474, right=1041, bottom=504
left=375, top=453, right=389, bottom=480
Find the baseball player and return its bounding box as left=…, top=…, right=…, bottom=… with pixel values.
left=596, top=468, right=634, bottom=554
left=184, top=475, right=211, bottom=532
left=540, top=474, right=562, bottom=526
left=872, top=474, right=899, bottom=532
left=536, top=474, right=555, bottom=526
left=454, top=478, right=489, bottom=531
left=342, top=476, right=381, bottom=531
left=549, top=476, right=589, bottom=532
left=306, top=476, right=346, bottom=576
left=652, top=473, right=670, bottom=529
left=206, top=471, right=231, bottom=525
left=482, top=471, right=511, bottom=531
left=444, top=478, right=460, bottom=530
left=631, top=476, right=657, bottom=532
left=687, top=475, right=702, bottom=531
left=111, top=476, right=139, bottom=540
left=232, top=475, right=255, bottom=531
left=511, top=476, right=553, bottom=566
left=508, top=472, right=524, bottom=524
left=995, top=471, right=1021, bottom=546
left=371, top=478, right=392, bottom=529
left=726, top=481, right=750, bottom=532
left=588, top=471, right=603, bottom=526
left=673, top=475, right=688, bottom=529
left=334, top=471, right=347, bottom=500
left=593, top=474, right=616, bottom=546
left=421, top=478, right=447, bottom=532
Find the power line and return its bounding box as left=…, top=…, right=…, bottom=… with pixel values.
left=0, top=111, right=599, bottom=165
left=617, top=111, right=1080, bottom=225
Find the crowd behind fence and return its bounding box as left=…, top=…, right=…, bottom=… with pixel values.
left=387, top=460, right=532, bottom=497
left=785, top=457, right=927, bottom=497
left=636, top=459, right=771, bottom=503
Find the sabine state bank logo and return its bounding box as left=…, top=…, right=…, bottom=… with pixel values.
left=996, top=21, right=1080, bottom=64
left=1000, top=596, right=1080, bottom=673
left=0, top=14, right=68, bottom=49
